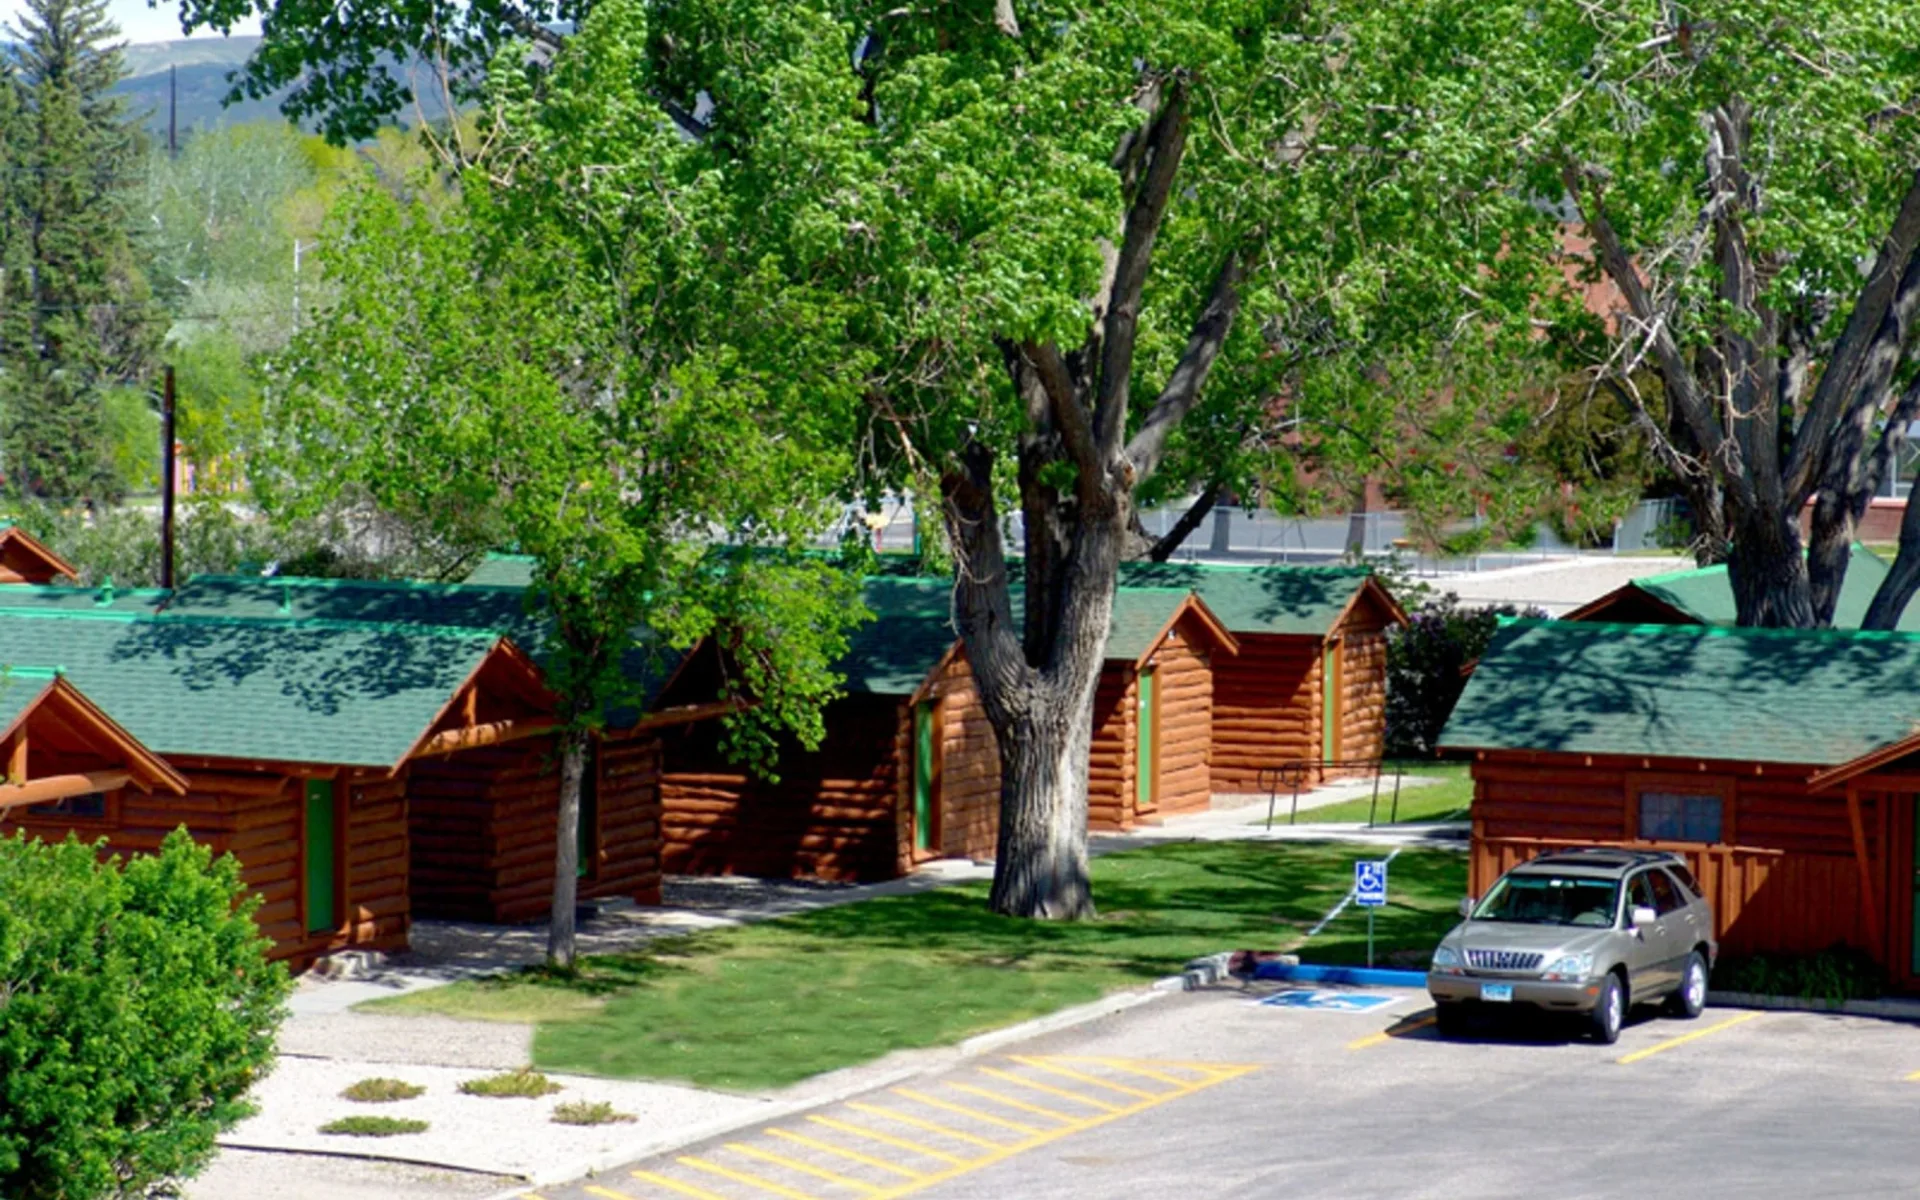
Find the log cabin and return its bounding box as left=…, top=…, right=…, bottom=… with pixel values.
left=1440, top=617, right=1920, bottom=991
left=0, top=522, right=81, bottom=584
left=0, top=668, right=186, bottom=819
left=658, top=576, right=1002, bottom=880
left=1085, top=588, right=1239, bottom=831
left=1565, top=544, right=1920, bottom=629
left=1116, top=563, right=1406, bottom=790
left=0, top=604, right=556, bottom=968
left=159, top=575, right=697, bottom=925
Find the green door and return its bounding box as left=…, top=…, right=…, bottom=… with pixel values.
left=304, top=779, right=337, bottom=934
left=577, top=742, right=599, bottom=880
left=913, top=701, right=937, bottom=852
left=1321, top=640, right=1341, bottom=763
left=1136, top=671, right=1157, bottom=813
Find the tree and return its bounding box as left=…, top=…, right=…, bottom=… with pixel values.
left=1487, top=0, right=1920, bottom=626
left=0, top=0, right=160, bottom=503
left=268, top=39, right=869, bottom=965
left=0, top=830, right=290, bottom=1200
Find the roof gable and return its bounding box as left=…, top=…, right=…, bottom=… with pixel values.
left=0, top=525, right=79, bottom=585
left=0, top=670, right=187, bottom=807
left=1440, top=619, right=1920, bottom=767
left=1571, top=545, right=1916, bottom=630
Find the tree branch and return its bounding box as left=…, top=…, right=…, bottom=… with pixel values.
left=1145, top=480, right=1223, bottom=561
left=1123, top=250, right=1246, bottom=487
left=1022, top=340, right=1097, bottom=478
left=1091, top=76, right=1190, bottom=460
left=940, top=440, right=1036, bottom=717
left=499, top=8, right=567, bottom=52
left=993, top=0, right=1020, bottom=38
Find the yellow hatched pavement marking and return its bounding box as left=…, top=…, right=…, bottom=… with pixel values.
left=1048, top=1058, right=1203, bottom=1088
left=978, top=1067, right=1121, bottom=1112
left=1008, top=1056, right=1161, bottom=1100
left=680, top=1155, right=825, bottom=1200
left=623, top=1173, right=724, bottom=1200
left=1616, top=1011, right=1764, bottom=1065
left=850, top=1059, right=1257, bottom=1200
left=726, top=1143, right=885, bottom=1196
left=806, top=1115, right=972, bottom=1166
left=944, top=1082, right=1078, bottom=1125
left=765, top=1129, right=926, bottom=1180
left=1905, top=1068, right=1920, bottom=1082
left=893, top=1088, right=1047, bottom=1135
left=845, top=1102, right=1007, bottom=1151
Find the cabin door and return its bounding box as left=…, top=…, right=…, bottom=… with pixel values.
left=912, top=700, right=939, bottom=853
left=304, top=779, right=339, bottom=934
left=1321, top=639, right=1342, bottom=764
left=1136, top=670, right=1159, bottom=817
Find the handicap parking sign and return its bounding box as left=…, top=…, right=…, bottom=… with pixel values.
left=1258, top=988, right=1401, bottom=1014
left=1355, top=860, right=1388, bottom=908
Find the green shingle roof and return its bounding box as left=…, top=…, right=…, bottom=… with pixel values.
left=169, top=576, right=540, bottom=638
left=0, top=584, right=169, bottom=615
left=0, top=667, right=60, bottom=732
left=1109, top=562, right=1378, bottom=636
left=1439, top=618, right=1920, bottom=767
left=0, top=611, right=503, bottom=767
left=463, top=554, right=536, bottom=587
left=1104, top=587, right=1202, bottom=661
left=1614, top=544, right=1920, bottom=630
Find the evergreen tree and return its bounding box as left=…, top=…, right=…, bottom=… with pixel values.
left=0, top=0, right=158, bottom=503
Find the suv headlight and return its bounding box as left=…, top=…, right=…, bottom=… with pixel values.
left=1431, top=945, right=1463, bottom=975
left=1540, top=952, right=1593, bottom=982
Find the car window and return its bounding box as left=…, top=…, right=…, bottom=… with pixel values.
left=1627, top=872, right=1656, bottom=914
left=1647, top=869, right=1685, bottom=915
left=1472, top=873, right=1620, bottom=927
left=1665, top=862, right=1699, bottom=896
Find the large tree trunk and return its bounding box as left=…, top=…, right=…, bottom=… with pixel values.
left=987, top=689, right=1099, bottom=917
left=547, top=728, right=585, bottom=970
left=1726, top=507, right=1813, bottom=627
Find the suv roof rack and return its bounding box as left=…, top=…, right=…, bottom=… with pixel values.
left=1521, top=847, right=1685, bottom=870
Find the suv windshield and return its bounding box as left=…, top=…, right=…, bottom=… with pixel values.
left=1472, top=873, right=1619, bottom=927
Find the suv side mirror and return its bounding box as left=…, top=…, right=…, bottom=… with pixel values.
left=1630, top=905, right=1657, bottom=929
left=1458, top=897, right=1475, bottom=918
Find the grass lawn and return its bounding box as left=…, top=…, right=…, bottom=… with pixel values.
left=1261, top=762, right=1473, bottom=826
left=362, top=841, right=1465, bottom=1091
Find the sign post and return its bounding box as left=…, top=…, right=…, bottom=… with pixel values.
left=1355, top=860, right=1388, bottom=967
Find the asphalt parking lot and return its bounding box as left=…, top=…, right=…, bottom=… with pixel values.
left=525, top=981, right=1920, bottom=1200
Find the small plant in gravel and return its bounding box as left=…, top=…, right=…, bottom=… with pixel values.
left=341, top=1077, right=426, bottom=1103
left=551, top=1100, right=637, bottom=1126
left=459, top=1067, right=563, bottom=1098
left=320, top=1116, right=430, bottom=1137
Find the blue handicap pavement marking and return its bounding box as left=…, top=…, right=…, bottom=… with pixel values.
left=1355, top=859, right=1388, bottom=908
left=1258, top=988, right=1402, bottom=1014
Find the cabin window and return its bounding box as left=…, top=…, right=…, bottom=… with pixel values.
left=28, top=791, right=108, bottom=819
left=1637, top=791, right=1723, bottom=844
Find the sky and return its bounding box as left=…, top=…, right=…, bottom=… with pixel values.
left=0, top=0, right=260, bottom=43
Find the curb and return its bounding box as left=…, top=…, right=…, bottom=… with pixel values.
left=471, top=976, right=1185, bottom=1196
left=1251, top=961, right=1428, bottom=989
left=1707, top=990, right=1920, bottom=1021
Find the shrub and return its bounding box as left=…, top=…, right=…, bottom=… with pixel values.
left=551, top=1101, right=636, bottom=1127
left=459, top=1068, right=563, bottom=1098
left=0, top=829, right=291, bottom=1200
left=341, top=1078, right=426, bottom=1104
left=1712, top=945, right=1886, bottom=1006
left=1385, top=595, right=1547, bottom=757
left=320, top=1116, right=430, bottom=1137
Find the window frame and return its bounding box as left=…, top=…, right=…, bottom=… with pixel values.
left=1627, top=773, right=1735, bottom=846
left=25, top=789, right=116, bottom=823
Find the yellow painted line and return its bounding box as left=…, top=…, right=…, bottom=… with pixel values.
left=978, top=1067, right=1122, bottom=1112
left=806, top=1116, right=972, bottom=1166
left=1010, top=1056, right=1161, bottom=1100
left=1905, top=1068, right=1920, bottom=1082
left=893, top=1087, right=1047, bottom=1135
left=623, top=1174, right=724, bottom=1200
left=726, top=1143, right=885, bottom=1196
left=1052, top=1058, right=1202, bottom=1088
left=845, top=1102, right=1006, bottom=1151
left=585, top=1185, right=646, bottom=1200
left=1616, top=1011, right=1765, bottom=1065
left=1348, top=1014, right=1437, bottom=1051
left=766, top=1129, right=926, bottom=1180
left=945, top=1082, right=1080, bottom=1125
left=854, top=1062, right=1257, bottom=1200
left=680, top=1155, right=825, bottom=1200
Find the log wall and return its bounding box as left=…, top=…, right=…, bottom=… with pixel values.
left=1468, top=751, right=1897, bottom=965
left=1, top=765, right=412, bottom=970
left=407, top=731, right=663, bottom=924
left=1335, top=630, right=1390, bottom=765
left=1088, top=610, right=1217, bottom=831
left=1087, top=664, right=1137, bottom=833
left=662, top=695, right=903, bottom=881
left=1209, top=633, right=1321, bottom=793
left=904, top=651, right=1000, bottom=868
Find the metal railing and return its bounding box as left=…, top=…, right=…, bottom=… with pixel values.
left=1256, top=759, right=1406, bottom=828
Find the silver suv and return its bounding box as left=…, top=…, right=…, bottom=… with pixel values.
left=1427, top=848, right=1716, bottom=1044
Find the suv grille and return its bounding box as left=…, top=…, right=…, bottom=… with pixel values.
left=1466, top=949, right=1544, bottom=972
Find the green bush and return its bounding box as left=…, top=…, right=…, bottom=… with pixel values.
left=1385, top=596, right=1546, bottom=757
left=341, top=1078, right=426, bottom=1103
left=551, top=1100, right=635, bottom=1126
left=0, top=829, right=291, bottom=1200
left=319, top=1116, right=430, bottom=1137
left=1711, top=945, right=1886, bottom=1006
left=459, top=1067, right=563, bottom=1098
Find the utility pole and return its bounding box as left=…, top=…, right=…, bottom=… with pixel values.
left=168, top=64, right=177, bottom=158
left=161, top=365, right=176, bottom=589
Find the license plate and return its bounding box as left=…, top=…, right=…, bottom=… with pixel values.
left=1480, top=983, right=1514, bottom=1003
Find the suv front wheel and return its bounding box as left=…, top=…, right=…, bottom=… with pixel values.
left=1590, top=973, right=1624, bottom=1045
